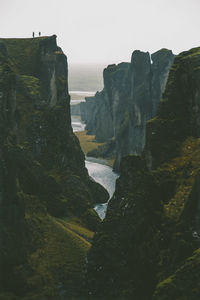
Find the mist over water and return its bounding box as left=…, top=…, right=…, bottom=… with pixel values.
left=68, top=64, right=104, bottom=92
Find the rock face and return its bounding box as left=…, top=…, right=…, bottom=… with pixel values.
left=80, top=49, right=174, bottom=171
left=0, top=36, right=108, bottom=299
left=81, top=62, right=130, bottom=142
left=86, top=47, right=200, bottom=299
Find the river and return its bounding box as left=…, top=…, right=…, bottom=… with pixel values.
left=70, top=94, right=119, bottom=219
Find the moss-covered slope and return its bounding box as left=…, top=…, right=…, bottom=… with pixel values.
left=0, top=36, right=108, bottom=299
left=86, top=47, right=200, bottom=299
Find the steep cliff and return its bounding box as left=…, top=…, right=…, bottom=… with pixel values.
left=80, top=49, right=174, bottom=171
left=86, top=47, right=200, bottom=299
left=0, top=36, right=108, bottom=299
left=81, top=62, right=130, bottom=142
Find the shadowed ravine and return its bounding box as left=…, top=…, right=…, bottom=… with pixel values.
left=71, top=98, right=119, bottom=219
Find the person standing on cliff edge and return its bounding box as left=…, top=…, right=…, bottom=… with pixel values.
left=32, top=32, right=34, bottom=38
left=39, top=32, right=41, bottom=37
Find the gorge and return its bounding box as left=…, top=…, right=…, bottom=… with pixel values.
left=71, top=110, right=119, bottom=219
left=86, top=46, right=200, bottom=299
left=1, top=35, right=200, bottom=300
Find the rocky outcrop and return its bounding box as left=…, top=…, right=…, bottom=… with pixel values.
left=81, top=62, right=130, bottom=142
left=80, top=49, right=174, bottom=171
left=0, top=36, right=108, bottom=299
left=86, top=47, right=200, bottom=299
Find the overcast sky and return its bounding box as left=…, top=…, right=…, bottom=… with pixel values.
left=1, top=0, right=200, bottom=65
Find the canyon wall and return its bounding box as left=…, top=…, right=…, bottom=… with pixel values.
left=86, top=47, right=200, bottom=299
left=79, top=49, right=174, bottom=171
left=0, top=36, right=108, bottom=299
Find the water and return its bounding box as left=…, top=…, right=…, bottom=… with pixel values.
left=85, top=158, right=119, bottom=219
left=70, top=99, right=86, bottom=105
left=71, top=116, right=86, bottom=132
left=85, top=157, right=118, bottom=197
left=70, top=91, right=96, bottom=102
left=70, top=91, right=96, bottom=96
left=70, top=99, right=119, bottom=219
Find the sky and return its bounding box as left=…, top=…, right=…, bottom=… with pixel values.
left=1, top=0, right=200, bottom=65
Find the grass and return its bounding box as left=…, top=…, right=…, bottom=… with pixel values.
left=75, top=130, right=104, bottom=155
left=75, top=130, right=115, bottom=167
left=160, top=137, right=200, bottom=220
left=56, top=216, right=94, bottom=242
left=26, top=211, right=93, bottom=298
left=0, top=36, right=50, bottom=76
left=153, top=249, right=200, bottom=299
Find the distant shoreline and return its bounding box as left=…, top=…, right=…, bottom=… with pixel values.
left=70, top=91, right=96, bottom=101
left=69, top=91, right=96, bottom=95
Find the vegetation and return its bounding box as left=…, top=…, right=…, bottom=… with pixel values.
left=0, top=36, right=108, bottom=299
left=86, top=47, right=200, bottom=299
left=75, top=130, right=104, bottom=155
left=0, top=37, right=46, bottom=76
left=23, top=195, right=91, bottom=299
left=153, top=249, right=200, bottom=300
left=75, top=130, right=115, bottom=167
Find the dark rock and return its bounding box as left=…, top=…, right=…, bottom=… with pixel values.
left=70, top=103, right=81, bottom=115
left=80, top=49, right=174, bottom=172
left=0, top=42, right=8, bottom=58
left=86, top=47, right=200, bottom=299
left=0, top=36, right=108, bottom=299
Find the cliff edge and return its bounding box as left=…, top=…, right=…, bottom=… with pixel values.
left=0, top=36, right=108, bottom=299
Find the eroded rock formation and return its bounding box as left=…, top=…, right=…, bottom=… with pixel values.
left=0, top=36, right=108, bottom=299
left=86, top=47, right=200, bottom=299
left=79, top=49, right=174, bottom=171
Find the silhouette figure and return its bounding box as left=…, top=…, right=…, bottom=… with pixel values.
left=39, top=32, right=41, bottom=37
left=32, top=32, right=35, bottom=38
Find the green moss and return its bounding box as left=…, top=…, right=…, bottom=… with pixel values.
left=57, top=217, right=94, bottom=241
left=0, top=36, right=107, bottom=299
left=24, top=207, right=91, bottom=298
left=81, top=208, right=101, bottom=231
left=18, top=75, right=40, bottom=97
left=0, top=37, right=45, bottom=76
left=86, top=136, right=200, bottom=298
left=0, top=190, right=93, bottom=299
left=146, top=47, right=200, bottom=169
left=0, top=293, right=17, bottom=300
left=153, top=249, right=200, bottom=300
left=152, top=137, right=200, bottom=221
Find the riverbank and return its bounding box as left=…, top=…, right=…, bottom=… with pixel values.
left=75, top=129, right=114, bottom=168
left=70, top=107, right=118, bottom=219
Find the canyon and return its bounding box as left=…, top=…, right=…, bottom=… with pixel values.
left=78, top=49, right=174, bottom=171
left=86, top=46, right=200, bottom=299
left=1, top=35, right=200, bottom=300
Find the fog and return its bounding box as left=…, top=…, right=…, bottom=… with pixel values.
left=0, top=0, right=200, bottom=64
